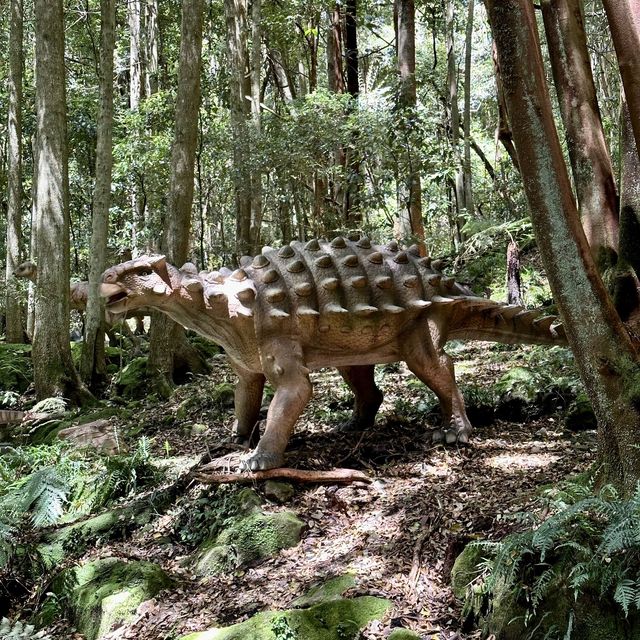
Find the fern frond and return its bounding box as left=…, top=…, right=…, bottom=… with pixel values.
left=614, top=578, right=637, bottom=616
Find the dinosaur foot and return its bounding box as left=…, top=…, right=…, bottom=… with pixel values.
left=431, top=420, right=472, bottom=445
left=231, top=420, right=262, bottom=448
left=334, top=416, right=374, bottom=433
left=240, top=450, right=285, bottom=472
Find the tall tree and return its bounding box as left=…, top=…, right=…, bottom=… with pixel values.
left=147, top=0, right=205, bottom=394
left=33, top=0, right=92, bottom=403
left=5, top=0, right=24, bottom=343
left=145, top=0, right=159, bottom=96
left=541, top=0, right=619, bottom=268
left=462, top=0, right=475, bottom=218
left=80, top=0, right=117, bottom=390
left=602, top=1, right=640, bottom=154
left=394, top=0, right=426, bottom=252
left=486, top=0, right=640, bottom=494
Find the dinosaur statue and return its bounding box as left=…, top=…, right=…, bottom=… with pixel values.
left=14, top=261, right=147, bottom=334
left=100, top=236, right=567, bottom=471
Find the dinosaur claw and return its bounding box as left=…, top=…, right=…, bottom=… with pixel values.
left=240, top=451, right=284, bottom=472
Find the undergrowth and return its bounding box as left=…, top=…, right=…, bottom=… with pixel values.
left=464, top=476, right=640, bottom=639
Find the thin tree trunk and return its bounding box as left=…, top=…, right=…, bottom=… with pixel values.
left=462, top=0, right=475, bottom=218
left=128, top=0, right=143, bottom=250
left=224, top=0, right=253, bottom=256
left=33, top=0, right=93, bottom=404
left=506, top=239, right=523, bottom=306
left=541, top=0, right=619, bottom=268
left=343, top=0, right=361, bottom=227
left=5, top=0, right=24, bottom=343
left=80, top=0, right=116, bottom=391
left=486, top=0, right=640, bottom=494
left=602, top=1, right=640, bottom=155
left=249, top=0, right=263, bottom=253
left=446, top=0, right=464, bottom=246
left=145, top=0, right=159, bottom=96
left=394, top=0, right=425, bottom=252
left=148, top=0, right=206, bottom=395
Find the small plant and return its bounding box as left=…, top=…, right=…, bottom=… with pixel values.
left=464, top=477, right=640, bottom=638
left=270, top=615, right=297, bottom=640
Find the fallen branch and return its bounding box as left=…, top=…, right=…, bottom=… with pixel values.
left=193, top=467, right=372, bottom=485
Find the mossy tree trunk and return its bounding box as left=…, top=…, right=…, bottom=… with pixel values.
left=148, top=0, right=206, bottom=396
left=80, top=0, right=116, bottom=392
left=33, top=0, right=93, bottom=405
left=5, top=0, right=24, bottom=344
left=486, top=0, right=640, bottom=494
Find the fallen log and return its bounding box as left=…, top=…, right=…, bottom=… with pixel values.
left=193, top=467, right=372, bottom=485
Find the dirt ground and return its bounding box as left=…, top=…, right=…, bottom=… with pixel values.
left=40, top=342, right=594, bottom=640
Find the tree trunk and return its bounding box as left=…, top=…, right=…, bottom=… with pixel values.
left=446, top=0, right=464, bottom=246
left=33, top=0, right=93, bottom=404
left=5, top=0, right=24, bottom=344
left=224, top=0, right=253, bottom=256
left=486, top=0, right=640, bottom=494
left=462, top=0, right=475, bottom=218
left=128, top=0, right=142, bottom=109
left=541, top=0, right=619, bottom=269
left=602, top=1, right=640, bottom=155
left=148, top=0, right=206, bottom=396
left=145, top=0, right=159, bottom=96
left=394, top=0, right=425, bottom=253
left=506, top=239, right=523, bottom=306
left=249, top=0, right=263, bottom=253
left=80, top=0, right=116, bottom=391
left=343, top=0, right=362, bottom=227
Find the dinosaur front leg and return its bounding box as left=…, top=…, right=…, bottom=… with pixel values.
left=401, top=332, right=472, bottom=445
left=337, top=365, right=383, bottom=431
left=230, top=363, right=265, bottom=447
left=241, top=339, right=312, bottom=471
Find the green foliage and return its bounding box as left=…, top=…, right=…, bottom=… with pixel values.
left=465, top=478, right=640, bottom=638
left=271, top=615, right=298, bottom=640
left=90, top=437, right=159, bottom=509
left=0, top=344, right=33, bottom=394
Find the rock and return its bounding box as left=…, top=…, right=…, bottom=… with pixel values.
left=179, top=595, right=391, bottom=640
left=53, top=558, right=172, bottom=640
left=291, top=575, right=355, bottom=608
left=450, top=544, right=485, bottom=600
left=211, top=382, right=236, bottom=408
left=193, top=510, right=304, bottom=576
left=565, top=393, right=597, bottom=431
left=113, top=357, right=150, bottom=399
left=57, top=419, right=124, bottom=455
left=264, top=480, right=295, bottom=503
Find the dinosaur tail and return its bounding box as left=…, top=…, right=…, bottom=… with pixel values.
left=443, top=296, right=567, bottom=346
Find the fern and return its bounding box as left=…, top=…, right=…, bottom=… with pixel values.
left=20, top=468, right=68, bottom=528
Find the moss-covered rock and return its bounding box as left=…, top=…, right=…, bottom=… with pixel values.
left=264, top=481, right=295, bottom=504
left=57, top=558, right=172, bottom=640
left=565, top=392, right=597, bottom=431
left=291, top=575, right=355, bottom=608
left=179, top=595, right=391, bottom=640
left=388, top=630, right=421, bottom=640
left=193, top=510, right=304, bottom=576
left=450, top=544, right=484, bottom=600
left=113, top=357, right=149, bottom=399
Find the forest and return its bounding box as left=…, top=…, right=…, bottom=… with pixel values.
left=1, top=0, right=640, bottom=638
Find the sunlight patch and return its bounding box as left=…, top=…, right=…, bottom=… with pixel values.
left=484, top=453, right=560, bottom=471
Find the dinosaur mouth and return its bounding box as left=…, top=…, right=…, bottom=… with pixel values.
left=100, top=283, right=129, bottom=308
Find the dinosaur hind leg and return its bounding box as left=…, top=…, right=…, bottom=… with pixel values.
left=230, top=364, right=265, bottom=448
left=401, top=334, right=472, bottom=444
left=337, top=365, right=383, bottom=431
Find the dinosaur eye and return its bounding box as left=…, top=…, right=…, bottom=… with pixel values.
left=138, top=268, right=153, bottom=277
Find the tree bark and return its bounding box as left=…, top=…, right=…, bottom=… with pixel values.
left=541, top=0, right=619, bottom=268
left=343, top=0, right=362, bottom=227
left=80, top=0, right=116, bottom=391
left=602, top=0, right=640, bottom=155
left=145, top=0, right=159, bottom=96
left=462, top=0, right=475, bottom=218
left=33, top=0, right=92, bottom=404
left=486, top=0, right=640, bottom=494
left=5, top=0, right=24, bottom=343
left=148, top=0, right=206, bottom=395
left=128, top=0, right=142, bottom=109
left=394, top=0, right=426, bottom=253
left=506, top=239, right=523, bottom=306
left=249, top=0, right=263, bottom=253
left=224, top=0, right=253, bottom=256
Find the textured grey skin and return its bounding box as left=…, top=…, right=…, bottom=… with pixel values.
left=100, top=236, right=566, bottom=471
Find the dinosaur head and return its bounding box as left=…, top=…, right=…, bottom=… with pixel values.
left=100, top=255, right=178, bottom=313
left=14, top=261, right=38, bottom=281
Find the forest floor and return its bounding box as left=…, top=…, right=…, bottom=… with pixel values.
left=37, top=341, right=594, bottom=640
